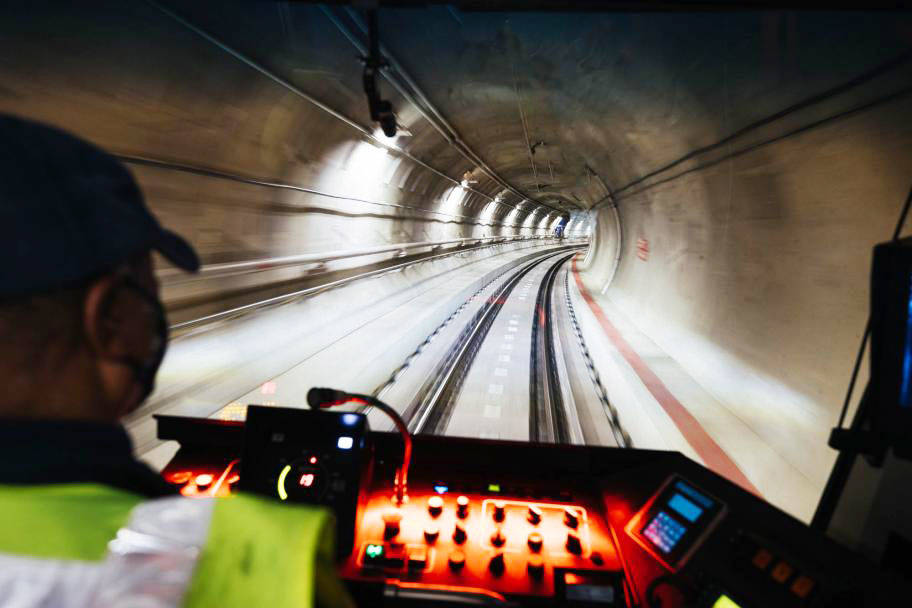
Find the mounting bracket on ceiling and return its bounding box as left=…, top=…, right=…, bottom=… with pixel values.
left=361, top=9, right=398, bottom=137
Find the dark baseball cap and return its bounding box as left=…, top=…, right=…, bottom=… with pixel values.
left=0, top=114, right=199, bottom=298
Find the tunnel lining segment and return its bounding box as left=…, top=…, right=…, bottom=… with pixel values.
left=571, top=260, right=760, bottom=497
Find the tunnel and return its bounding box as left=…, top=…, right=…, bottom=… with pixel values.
left=3, top=0, right=912, bottom=545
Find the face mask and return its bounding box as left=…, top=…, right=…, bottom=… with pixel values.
left=109, top=277, right=169, bottom=405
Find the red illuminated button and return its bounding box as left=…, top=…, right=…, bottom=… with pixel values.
left=448, top=550, right=466, bottom=572
left=566, top=532, right=583, bottom=555
left=564, top=507, right=580, bottom=529
left=428, top=496, right=444, bottom=517
left=453, top=523, right=467, bottom=544
left=771, top=561, right=794, bottom=584
left=528, top=532, right=543, bottom=552
left=527, top=505, right=543, bottom=525
left=527, top=555, right=544, bottom=579
left=382, top=511, right=402, bottom=540
left=424, top=525, right=439, bottom=544
left=491, top=529, right=506, bottom=547
left=791, top=575, right=816, bottom=599
left=456, top=495, right=470, bottom=519
left=489, top=552, right=506, bottom=576
left=493, top=501, right=506, bottom=522
left=752, top=548, right=774, bottom=570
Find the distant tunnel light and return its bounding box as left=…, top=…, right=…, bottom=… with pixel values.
left=337, top=436, right=354, bottom=450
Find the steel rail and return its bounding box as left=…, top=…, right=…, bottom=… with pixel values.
left=406, top=247, right=582, bottom=435
left=563, top=266, right=631, bottom=447
left=529, top=252, right=577, bottom=443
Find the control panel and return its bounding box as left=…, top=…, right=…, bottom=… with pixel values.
left=156, top=409, right=902, bottom=607
left=237, top=405, right=371, bottom=555
left=342, top=487, right=626, bottom=603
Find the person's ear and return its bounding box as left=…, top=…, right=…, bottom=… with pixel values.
left=83, top=276, right=131, bottom=358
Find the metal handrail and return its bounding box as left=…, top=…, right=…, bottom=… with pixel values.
left=169, top=237, right=587, bottom=333
left=158, top=235, right=564, bottom=281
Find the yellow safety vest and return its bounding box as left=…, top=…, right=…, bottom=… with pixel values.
left=0, top=483, right=354, bottom=607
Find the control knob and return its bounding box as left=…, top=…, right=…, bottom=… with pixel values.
left=493, top=501, right=506, bottom=522
left=382, top=510, right=402, bottom=540
left=566, top=531, right=583, bottom=555
left=527, top=531, right=543, bottom=552
left=527, top=555, right=544, bottom=580
left=489, top=552, right=505, bottom=576
left=448, top=550, right=466, bottom=572
left=424, top=524, right=439, bottom=544
left=456, top=495, right=470, bottom=519
left=428, top=496, right=444, bottom=517
left=453, top=523, right=467, bottom=545
left=491, top=528, right=506, bottom=547
left=564, top=507, right=579, bottom=529
left=527, top=505, right=542, bottom=525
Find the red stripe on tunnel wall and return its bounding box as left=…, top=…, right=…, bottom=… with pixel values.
left=570, top=257, right=761, bottom=497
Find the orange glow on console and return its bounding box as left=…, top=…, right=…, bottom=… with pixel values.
left=342, top=487, right=621, bottom=599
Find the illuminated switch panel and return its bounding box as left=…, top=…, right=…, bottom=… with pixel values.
left=342, top=487, right=621, bottom=598
left=164, top=460, right=240, bottom=498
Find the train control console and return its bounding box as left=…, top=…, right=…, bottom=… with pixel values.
left=155, top=393, right=903, bottom=607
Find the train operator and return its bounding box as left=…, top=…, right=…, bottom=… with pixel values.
left=0, top=115, right=353, bottom=607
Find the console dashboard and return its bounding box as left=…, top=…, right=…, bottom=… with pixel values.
left=155, top=406, right=899, bottom=607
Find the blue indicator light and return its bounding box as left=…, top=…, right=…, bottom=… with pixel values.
left=433, top=485, right=449, bottom=494
left=341, top=413, right=360, bottom=426
left=668, top=493, right=703, bottom=522
left=901, top=273, right=912, bottom=408
left=337, top=436, right=354, bottom=450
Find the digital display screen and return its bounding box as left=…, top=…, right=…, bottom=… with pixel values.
left=674, top=480, right=714, bottom=508
left=668, top=493, right=703, bottom=522
left=901, top=273, right=912, bottom=408
left=642, top=511, right=687, bottom=554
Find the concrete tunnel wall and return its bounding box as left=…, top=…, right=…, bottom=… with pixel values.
left=0, top=1, right=572, bottom=323
left=575, top=31, right=912, bottom=519
left=4, top=3, right=912, bottom=522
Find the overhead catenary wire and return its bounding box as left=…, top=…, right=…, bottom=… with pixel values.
left=324, top=5, right=562, bottom=215
left=144, top=0, right=503, bottom=208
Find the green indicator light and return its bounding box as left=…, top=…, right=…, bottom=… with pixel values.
left=365, top=544, right=384, bottom=559
left=488, top=483, right=501, bottom=493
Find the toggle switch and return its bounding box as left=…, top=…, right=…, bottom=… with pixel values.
left=428, top=495, right=444, bottom=517
left=527, top=555, right=544, bottom=579
left=489, top=552, right=506, bottom=576
left=453, top=523, right=467, bottom=544
left=424, top=524, right=439, bottom=544
left=493, top=501, right=506, bottom=522
left=448, top=550, right=466, bottom=572
left=564, top=507, right=579, bottom=529
left=527, top=531, right=543, bottom=552
left=566, top=531, right=583, bottom=555
left=382, top=510, right=402, bottom=540
left=527, top=505, right=543, bottom=525
left=456, top=495, right=470, bottom=519
left=491, top=528, right=506, bottom=547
